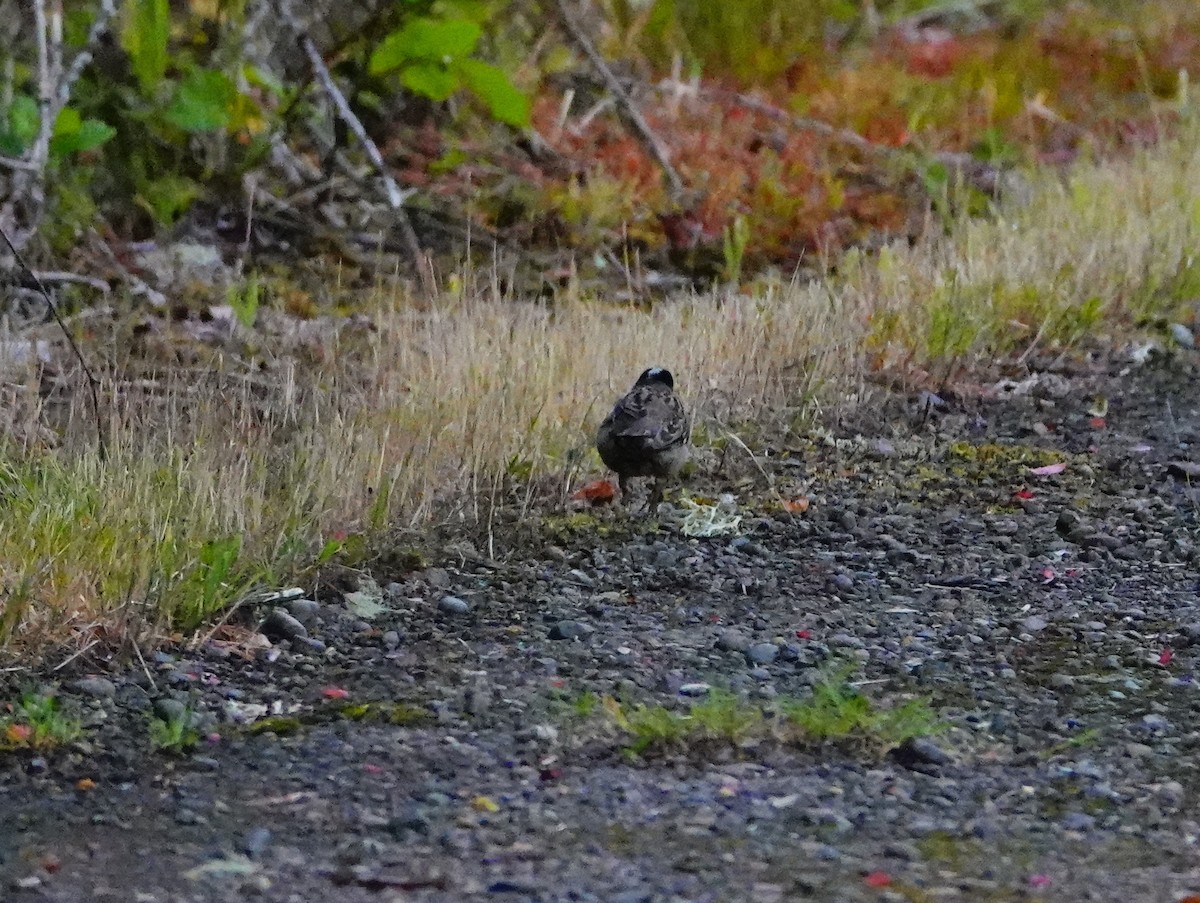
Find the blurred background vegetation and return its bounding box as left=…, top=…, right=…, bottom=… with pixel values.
left=1, top=0, right=1195, bottom=299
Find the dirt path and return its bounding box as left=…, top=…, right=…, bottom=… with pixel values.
left=2, top=354, right=1199, bottom=902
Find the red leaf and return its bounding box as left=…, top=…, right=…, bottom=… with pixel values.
left=1028, top=874, right=1052, bottom=889
left=1042, top=567, right=1056, bottom=583
left=1014, top=488, right=1034, bottom=500
left=1089, top=417, right=1107, bottom=429
left=571, top=479, right=616, bottom=505
left=795, top=629, right=813, bottom=640
left=782, top=497, right=810, bottom=514
left=1159, top=647, right=1175, bottom=666
left=363, top=763, right=383, bottom=774
left=322, top=687, right=350, bottom=699
left=864, top=871, right=892, bottom=888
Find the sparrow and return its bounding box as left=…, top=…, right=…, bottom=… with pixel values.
left=596, top=367, right=690, bottom=506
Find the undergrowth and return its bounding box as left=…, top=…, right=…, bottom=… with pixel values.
left=2, top=122, right=1200, bottom=657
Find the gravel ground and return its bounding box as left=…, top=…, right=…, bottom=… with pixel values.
left=2, top=353, right=1199, bottom=903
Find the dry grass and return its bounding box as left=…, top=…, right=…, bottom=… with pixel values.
left=3, top=121, right=1200, bottom=658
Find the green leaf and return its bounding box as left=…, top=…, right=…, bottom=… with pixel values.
left=50, top=108, right=115, bottom=157
left=6, top=95, right=41, bottom=151
left=122, top=0, right=170, bottom=91
left=165, top=69, right=236, bottom=133
left=369, top=18, right=482, bottom=74
left=455, top=58, right=530, bottom=127
left=399, top=63, right=461, bottom=102
left=136, top=173, right=200, bottom=224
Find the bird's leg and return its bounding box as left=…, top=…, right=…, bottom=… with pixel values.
left=648, top=478, right=665, bottom=510
left=616, top=474, right=629, bottom=508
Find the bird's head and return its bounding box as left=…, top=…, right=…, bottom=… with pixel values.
left=634, top=367, right=674, bottom=390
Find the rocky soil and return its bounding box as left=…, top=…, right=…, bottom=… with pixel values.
left=2, top=351, right=1199, bottom=903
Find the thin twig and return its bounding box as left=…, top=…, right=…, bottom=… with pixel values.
left=26, top=271, right=111, bottom=292
left=0, top=222, right=107, bottom=460
left=56, top=0, right=118, bottom=112
left=547, top=0, right=685, bottom=202
left=51, top=637, right=100, bottom=672
left=276, top=0, right=432, bottom=293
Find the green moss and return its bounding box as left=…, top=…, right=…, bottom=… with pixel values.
left=246, top=716, right=303, bottom=736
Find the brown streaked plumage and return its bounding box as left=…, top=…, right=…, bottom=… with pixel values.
left=596, top=367, right=690, bottom=506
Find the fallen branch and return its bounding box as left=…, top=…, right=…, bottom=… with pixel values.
left=276, top=0, right=433, bottom=293
left=0, top=222, right=107, bottom=461
left=547, top=0, right=685, bottom=203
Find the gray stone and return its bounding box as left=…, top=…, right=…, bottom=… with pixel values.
left=286, top=598, right=321, bottom=625
left=438, top=595, right=471, bottom=615
left=1062, top=812, right=1095, bottom=831
left=239, top=826, right=273, bottom=859
left=1170, top=322, right=1195, bottom=348
left=262, top=608, right=308, bottom=641
left=425, top=568, right=452, bottom=588
left=716, top=629, right=751, bottom=653
left=549, top=620, right=593, bottom=640
left=73, top=677, right=116, bottom=699
left=746, top=642, right=779, bottom=665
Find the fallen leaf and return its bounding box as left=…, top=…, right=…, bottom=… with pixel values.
left=1014, top=488, right=1034, bottom=500
left=795, top=629, right=812, bottom=640
left=781, top=497, right=810, bottom=514
left=1028, top=874, right=1052, bottom=889
left=863, top=871, right=892, bottom=888
left=363, top=763, right=383, bottom=774
left=1159, top=648, right=1175, bottom=666
left=322, top=687, right=350, bottom=700
left=1028, top=462, right=1067, bottom=476
left=1089, top=417, right=1107, bottom=429
left=5, top=723, right=31, bottom=744
left=76, top=778, right=96, bottom=791
left=570, top=479, right=616, bottom=504
left=472, top=795, right=500, bottom=813
left=1087, top=396, right=1109, bottom=418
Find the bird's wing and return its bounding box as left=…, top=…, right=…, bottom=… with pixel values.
left=604, top=386, right=688, bottom=449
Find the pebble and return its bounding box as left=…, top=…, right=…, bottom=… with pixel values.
left=549, top=620, right=593, bottom=640
left=425, top=568, right=452, bottom=588
left=1022, top=615, right=1048, bottom=633
left=891, top=737, right=952, bottom=768
left=239, top=826, right=273, bottom=859
left=438, top=596, right=471, bottom=615
left=716, top=629, right=751, bottom=653
left=287, top=598, right=321, bottom=625
left=831, top=573, right=855, bottom=593
left=73, top=677, right=117, bottom=699
left=1169, top=322, right=1196, bottom=348
left=679, top=683, right=711, bottom=697
left=1062, top=812, right=1095, bottom=832
left=746, top=642, right=779, bottom=665
left=381, top=630, right=402, bottom=650
left=154, top=698, right=189, bottom=722
left=262, top=608, right=309, bottom=641
left=1141, top=713, right=1171, bottom=732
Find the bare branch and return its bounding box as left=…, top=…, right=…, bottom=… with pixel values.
left=56, top=0, right=118, bottom=112
left=275, top=0, right=432, bottom=293
left=546, top=0, right=685, bottom=203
